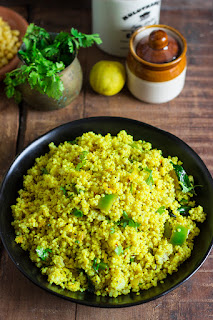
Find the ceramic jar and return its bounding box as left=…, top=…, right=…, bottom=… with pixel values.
left=92, top=0, right=161, bottom=57
left=126, top=25, right=187, bottom=103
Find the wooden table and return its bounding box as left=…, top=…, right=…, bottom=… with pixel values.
left=0, top=1, right=212, bottom=319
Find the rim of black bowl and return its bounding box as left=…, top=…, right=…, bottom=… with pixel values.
left=0, top=116, right=213, bottom=308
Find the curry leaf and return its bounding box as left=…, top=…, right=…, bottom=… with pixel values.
left=172, top=163, right=194, bottom=193
left=178, top=205, right=192, bottom=216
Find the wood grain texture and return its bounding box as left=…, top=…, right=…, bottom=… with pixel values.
left=0, top=2, right=212, bottom=320
left=0, top=86, right=19, bottom=180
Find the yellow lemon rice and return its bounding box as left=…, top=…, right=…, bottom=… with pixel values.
left=12, top=130, right=206, bottom=297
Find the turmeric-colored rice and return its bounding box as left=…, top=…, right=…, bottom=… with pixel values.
left=12, top=130, right=206, bottom=297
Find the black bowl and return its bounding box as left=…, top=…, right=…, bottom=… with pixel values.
left=0, top=116, right=213, bottom=308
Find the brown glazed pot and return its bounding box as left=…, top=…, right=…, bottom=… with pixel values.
left=18, top=55, right=83, bottom=111
left=0, top=6, right=28, bottom=80
left=126, top=25, right=187, bottom=103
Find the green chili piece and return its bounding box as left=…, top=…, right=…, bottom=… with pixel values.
left=170, top=224, right=189, bottom=246
left=98, top=261, right=109, bottom=271
left=97, top=194, right=118, bottom=211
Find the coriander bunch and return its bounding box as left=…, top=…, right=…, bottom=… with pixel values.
left=4, top=23, right=102, bottom=102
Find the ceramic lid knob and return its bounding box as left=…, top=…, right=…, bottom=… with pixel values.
left=149, top=30, right=168, bottom=50
left=136, top=29, right=180, bottom=64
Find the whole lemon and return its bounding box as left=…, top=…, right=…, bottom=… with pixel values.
left=89, top=60, right=126, bottom=96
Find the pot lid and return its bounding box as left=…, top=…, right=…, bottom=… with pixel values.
left=136, top=29, right=181, bottom=64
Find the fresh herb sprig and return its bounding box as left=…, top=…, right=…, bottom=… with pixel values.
left=4, top=23, right=102, bottom=102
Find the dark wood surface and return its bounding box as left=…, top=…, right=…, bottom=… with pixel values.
left=0, top=2, right=213, bottom=319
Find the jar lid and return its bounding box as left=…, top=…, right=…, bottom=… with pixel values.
left=136, top=29, right=180, bottom=64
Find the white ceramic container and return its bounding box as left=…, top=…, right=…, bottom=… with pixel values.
left=92, top=0, right=161, bottom=57
left=126, top=25, right=187, bottom=104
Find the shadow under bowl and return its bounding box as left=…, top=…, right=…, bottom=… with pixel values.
left=0, top=117, right=212, bottom=307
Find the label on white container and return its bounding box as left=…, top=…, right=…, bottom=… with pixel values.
left=92, top=0, right=161, bottom=57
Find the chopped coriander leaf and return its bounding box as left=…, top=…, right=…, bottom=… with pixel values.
left=130, top=257, right=135, bottom=263
left=79, top=150, right=89, bottom=160
left=68, top=139, right=78, bottom=144
left=76, top=161, right=85, bottom=171
left=115, top=245, right=123, bottom=255
left=71, top=183, right=82, bottom=194
left=92, top=258, right=98, bottom=272
left=178, top=205, right=192, bottom=216
left=92, top=258, right=109, bottom=273
left=172, top=163, right=194, bottom=193
left=118, top=211, right=141, bottom=229
left=144, top=167, right=154, bottom=188
left=123, top=211, right=129, bottom=219
left=110, top=227, right=115, bottom=234
left=156, top=206, right=165, bottom=215
left=36, top=247, right=51, bottom=261
left=75, top=240, right=80, bottom=244
left=130, top=182, right=133, bottom=194
left=76, top=151, right=89, bottom=171
left=60, top=186, right=68, bottom=196
left=72, top=208, right=83, bottom=217
left=41, top=167, right=49, bottom=175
